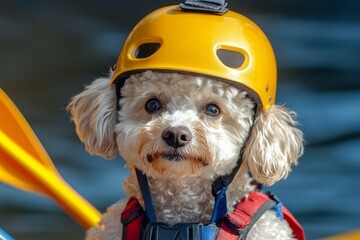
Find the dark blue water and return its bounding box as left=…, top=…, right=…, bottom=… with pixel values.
left=1, top=1, right=360, bottom=239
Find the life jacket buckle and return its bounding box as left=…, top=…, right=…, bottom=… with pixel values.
left=143, top=222, right=205, bottom=240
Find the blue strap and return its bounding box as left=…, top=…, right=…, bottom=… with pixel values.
left=209, top=185, right=227, bottom=224
left=202, top=225, right=218, bottom=240
left=135, top=168, right=156, bottom=222
left=135, top=168, right=228, bottom=226
left=0, top=228, right=14, bottom=240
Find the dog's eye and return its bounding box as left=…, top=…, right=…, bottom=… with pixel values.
left=205, top=103, right=221, bottom=117
left=145, top=98, right=162, bottom=113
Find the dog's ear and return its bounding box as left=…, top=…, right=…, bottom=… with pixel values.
left=67, top=76, right=118, bottom=159
left=243, top=105, right=304, bottom=185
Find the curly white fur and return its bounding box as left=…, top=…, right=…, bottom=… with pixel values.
left=67, top=71, right=303, bottom=239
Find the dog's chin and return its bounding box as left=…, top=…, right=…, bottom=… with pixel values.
left=145, top=152, right=209, bottom=178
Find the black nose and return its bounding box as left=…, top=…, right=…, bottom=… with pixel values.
left=162, top=126, right=192, bottom=148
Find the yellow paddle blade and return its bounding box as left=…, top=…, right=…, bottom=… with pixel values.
left=0, top=89, right=56, bottom=171
left=0, top=166, right=42, bottom=193
left=0, top=89, right=49, bottom=193
left=0, top=89, right=101, bottom=229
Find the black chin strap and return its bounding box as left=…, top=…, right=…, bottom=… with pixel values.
left=211, top=155, right=245, bottom=197
left=211, top=110, right=257, bottom=196
left=115, top=78, right=125, bottom=112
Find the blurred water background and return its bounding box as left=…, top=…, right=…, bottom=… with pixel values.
left=1, top=0, right=360, bottom=239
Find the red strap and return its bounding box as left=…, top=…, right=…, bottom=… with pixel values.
left=121, top=198, right=145, bottom=240
left=282, top=206, right=306, bottom=240
left=216, top=192, right=306, bottom=240
left=217, top=192, right=271, bottom=240
left=216, top=221, right=241, bottom=240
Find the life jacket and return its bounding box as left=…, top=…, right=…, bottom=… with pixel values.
left=120, top=191, right=305, bottom=240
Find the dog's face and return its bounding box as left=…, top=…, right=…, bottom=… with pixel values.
left=116, top=71, right=255, bottom=179
left=68, top=70, right=303, bottom=185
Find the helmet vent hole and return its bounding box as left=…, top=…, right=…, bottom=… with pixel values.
left=216, top=49, right=245, bottom=68
left=134, top=43, right=161, bottom=59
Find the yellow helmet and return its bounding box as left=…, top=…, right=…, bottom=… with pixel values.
left=112, top=5, right=277, bottom=109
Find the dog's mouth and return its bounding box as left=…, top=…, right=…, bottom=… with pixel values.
left=162, top=153, right=184, bottom=161
left=146, top=151, right=208, bottom=166
left=147, top=151, right=184, bottom=162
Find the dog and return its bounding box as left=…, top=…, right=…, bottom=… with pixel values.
left=67, top=70, right=303, bottom=239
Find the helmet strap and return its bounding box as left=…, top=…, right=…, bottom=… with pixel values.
left=210, top=152, right=246, bottom=221
left=211, top=111, right=257, bottom=210
left=115, top=77, right=126, bottom=112
left=211, top=148, right=247, bottom=197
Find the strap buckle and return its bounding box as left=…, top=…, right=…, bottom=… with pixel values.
left=180, top=0, right=228, bottom=14
left=267, top=192, right=284, bottom=220
left=143, top=222, right=209, bottom=240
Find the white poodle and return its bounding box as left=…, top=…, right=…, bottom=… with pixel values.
left=67, top=70, right=304, bottom=240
